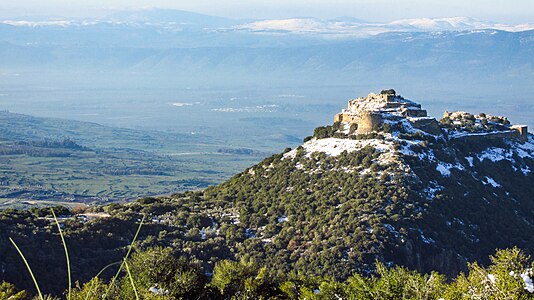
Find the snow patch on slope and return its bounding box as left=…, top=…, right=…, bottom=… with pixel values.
left=517, top=137, right=534, bottom=157
left=477, top=138, right=534, bottom=164
left=424, top=181, right=444, bottom=199
left=521, top=270, right=534, bottom=293
left=466, top=156, right=474, bottom=167
left=284, top=137, right=393, bottom=158
left=436, top=162, right=464, bottom=177
left=478, top=147, right=511, bottom=162
left=484, top=177, right=501, bottom=188
left=436, top=163, right=451, bottom=176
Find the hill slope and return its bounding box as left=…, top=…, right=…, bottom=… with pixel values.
left=0, top=90, right=532, bottom=294
left=201, top=91, right=534, bottom=278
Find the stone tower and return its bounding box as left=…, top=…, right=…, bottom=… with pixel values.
left=511, top=125, right=528, bottom=143
left=356, top=111, right=383, bottom=134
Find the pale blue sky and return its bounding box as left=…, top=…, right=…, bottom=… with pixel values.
left=1, top=0, right=533, bottom=23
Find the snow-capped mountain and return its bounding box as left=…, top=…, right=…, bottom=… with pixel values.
left=235, top=16, right=534, bottom=38
left=388, top=17, right=534, bottom=32
left=2, top=10, right=533, bottom=39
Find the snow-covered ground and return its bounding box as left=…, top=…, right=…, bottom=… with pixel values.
left=283, top=137, right=394, bottom=159
left=477, top=137, right=534, bottom=163
left=449, top=130, right=515, bottom=139
left=484, top=177, right=501, bottom=188
left=436, top=162, right=465, bottom=177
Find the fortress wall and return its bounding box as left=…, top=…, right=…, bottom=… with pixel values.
left=335, top=113, right=359, bottom=124
left=406, top=109, right=428, bottom=117
left=411, top=119, right=441, bottom=135
left=450, top=131, right=520, bottom=144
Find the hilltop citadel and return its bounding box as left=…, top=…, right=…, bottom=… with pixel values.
left=334, top=89, right=528, bottom=142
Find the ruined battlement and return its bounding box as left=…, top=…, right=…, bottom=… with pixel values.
left=442, top=111, right=528, bottom=143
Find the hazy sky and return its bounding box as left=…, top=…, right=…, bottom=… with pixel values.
left=1, top=0, right=533, bottom=23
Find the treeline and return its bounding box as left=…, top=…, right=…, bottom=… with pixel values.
left=0, top=144, right=73, bottom=157
left=1, top=247, right=533, bottom=299
left=217, top=148, right=260, bottom=156
left=16, top=139, right=90, bottom=151
left=93, top=169, right=171, bottom=176
left=0, top=139, right=90, bottom=157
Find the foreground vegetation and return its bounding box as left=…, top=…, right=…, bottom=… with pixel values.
left=1, top=247, right=533, bottom=299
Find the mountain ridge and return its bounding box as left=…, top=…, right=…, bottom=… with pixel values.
left=3, top=10, right=534, bottom=36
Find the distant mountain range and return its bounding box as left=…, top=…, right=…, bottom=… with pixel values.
left=1, top=14, right=533, bottom=75
left=2, top=9, right=534, bottom=39
left=1, top=9, right=532, bottom=74
left=235, top=16, right=534, bottom=37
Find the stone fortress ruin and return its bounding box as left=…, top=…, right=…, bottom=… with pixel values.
left=442, top=111, right=529, bottom=143
left=334, top=89, right=441, bottom=135
left=334, top=89, right=528, bottom=142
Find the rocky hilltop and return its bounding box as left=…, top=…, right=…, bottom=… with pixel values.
left=1, top=90, right=533, bottom=294
left=278, top=89, right=533, bottom=274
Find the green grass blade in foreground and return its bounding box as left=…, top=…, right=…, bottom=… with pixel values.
left=84, top=262, right=121, bottom=300
left=124, top=260, right=139, bottom=300
left=104, top=214, right=145, bottom=298
left=51, top=208, right=71, bottom=300
left=9, top=237, right=44, bottom=300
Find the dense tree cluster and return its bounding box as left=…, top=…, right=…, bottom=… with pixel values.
left=0, top=139, right=90, bottom=157
left=312, top=122, right=343, bottom=139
